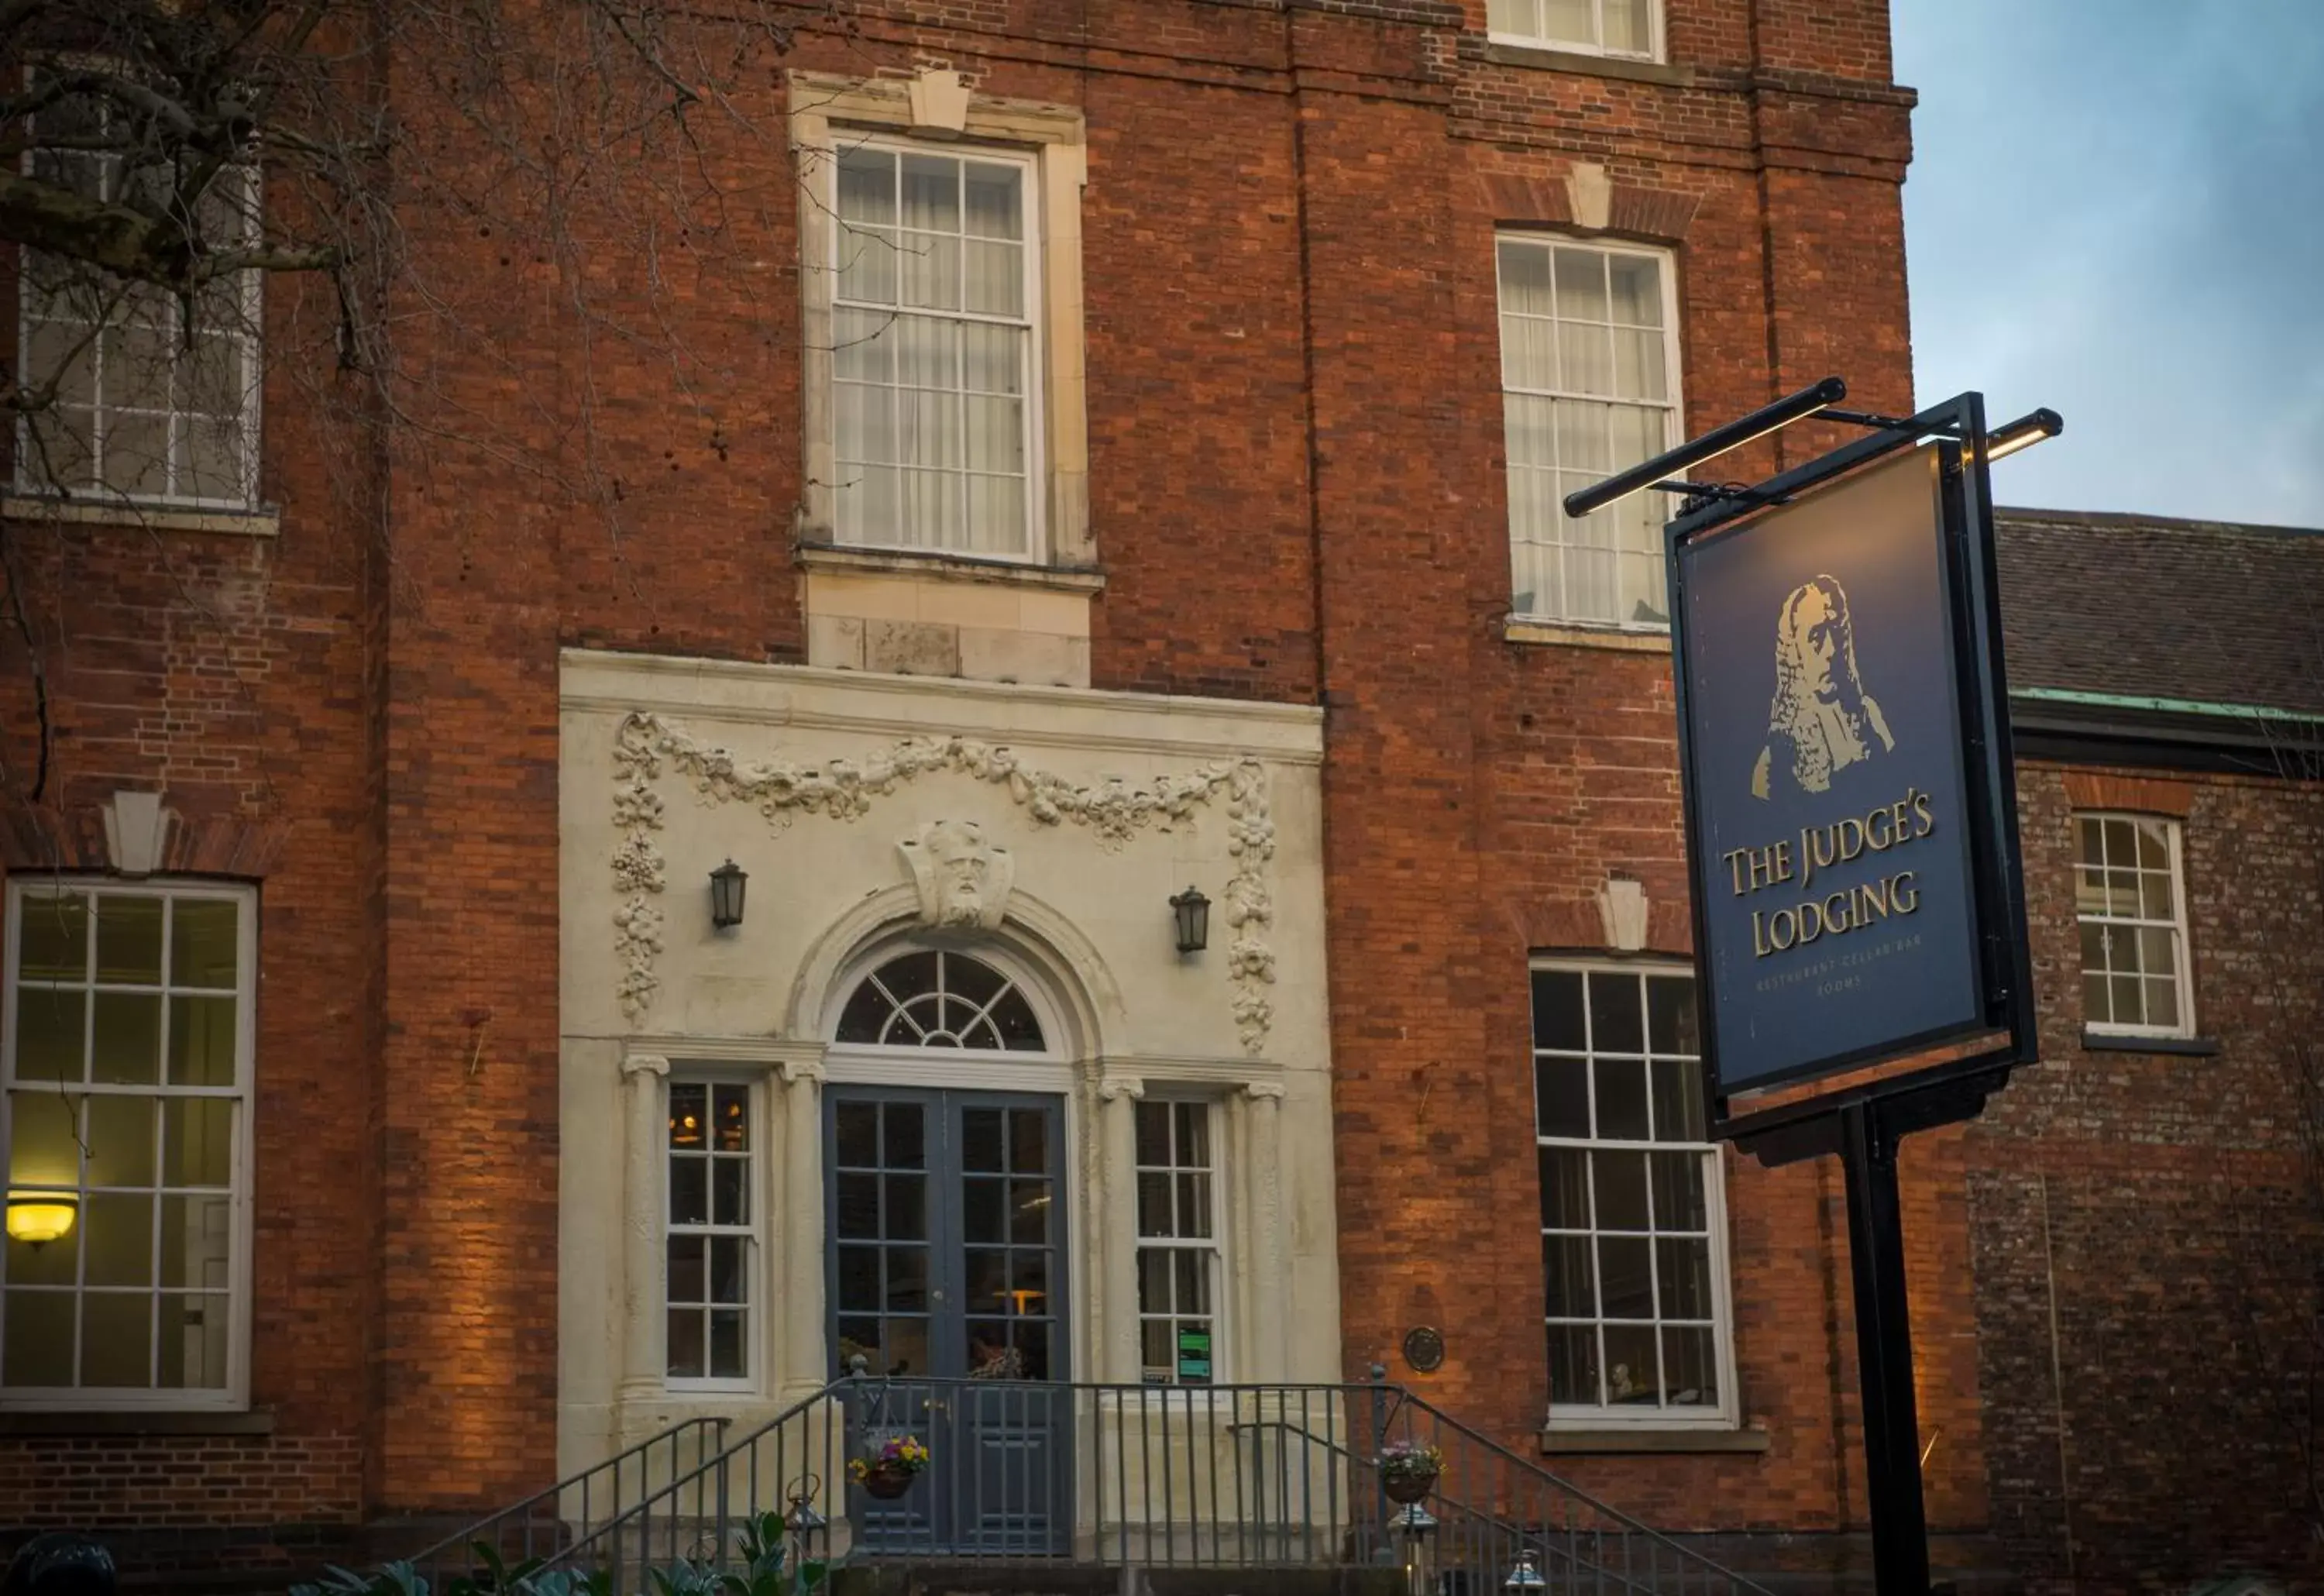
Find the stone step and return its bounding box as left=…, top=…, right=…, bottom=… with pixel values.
left=827, top=1567, right=1408, bottom=1596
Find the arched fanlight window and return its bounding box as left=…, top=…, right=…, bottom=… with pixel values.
left=834, top=949, right=1047, bottom=1051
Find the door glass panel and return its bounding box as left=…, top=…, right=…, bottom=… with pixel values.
left=836, top=1174, right=880, bottom=1239
left=965, top=1317, right=1019, bottom=1378
left=836, top=1100, right=878, bottom=1167
left=831, top=1091, right=1064, bottom=1390
left=885, top=1102, right=926, bottom=1168
left=962, top=1108, right=1003, bottom=1171
left=1008, top=1108, right=1046, bottom=1174
left=977, top=1099, right=1057, bottom=1382
left=965, top=1247, right=1007, bottom=1313
left=1010, top=1178, right=1049, bottom=1245
left=831, top=1096, right=939, bottom=1378
left=886, top=1246, right=929, bottom=1312
left=1015, top=1319, right=1051, bottom=1381
left=964, top=1178, right=1003, bottom=1243
left=887, top=1173, right=927, bottom=1240
left=838, top=1245, right=881, bottom=1312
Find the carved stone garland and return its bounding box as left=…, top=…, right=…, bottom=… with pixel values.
left=610, top=711, right=1279, bottom=1053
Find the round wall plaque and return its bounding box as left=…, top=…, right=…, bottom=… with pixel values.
left=1401, top=1326, right=1445, bottom=1374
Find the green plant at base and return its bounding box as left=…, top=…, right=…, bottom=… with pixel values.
left=290, top=1518, right=823, bottom=1596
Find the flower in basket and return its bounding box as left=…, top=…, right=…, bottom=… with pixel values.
left=1377, top=1439, right=1442, bottom=1505
left=1376, top=1439, right=1442, bottom=1481
left=847, top=1435, right=931, bottom=1483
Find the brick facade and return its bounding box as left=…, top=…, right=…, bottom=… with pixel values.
left=3, top=2, right=2309, bottom=1591
left=1967, top=762, right=2324, bottom=1593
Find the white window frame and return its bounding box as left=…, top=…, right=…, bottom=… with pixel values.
left=1495, top=233, right=1685, bottom=631
left=1487, top=0, right=1666, bottom=62
left=13, top=68, right=265, bottom=512
left=823, top=135, right=1047, bottom=564
left=1, top=879, right=256, bottom=1412
left=2075, top=813, right=2196, bottom=1040
left=1532, top=959, right=1736, bottom=1430
left=1132, top=1096, right=1225, bottom=1388
left=662, top=1072, right=763, bottom=1395
left=789, top=72, right=1092, bottom=575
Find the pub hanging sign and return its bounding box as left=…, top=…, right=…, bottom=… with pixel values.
left=1668, top=442, right=2033, bottom=1113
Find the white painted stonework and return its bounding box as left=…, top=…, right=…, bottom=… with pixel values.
left=557, top=651, right=1343, bottom=1481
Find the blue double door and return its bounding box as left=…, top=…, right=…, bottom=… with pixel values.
left=826, top=1088, right=1071, bottom=1554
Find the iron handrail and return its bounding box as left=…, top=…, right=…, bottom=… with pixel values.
left=538, top=1378, right=855, bottom=1574
left=437, top=1375, right=1772, bottom=1594
left=1242, top=1406, right=1775, bottom=1596
left=1365, top=1392, right=1779, bottom=1594
left=404, top=1413, right=731, bottom=1579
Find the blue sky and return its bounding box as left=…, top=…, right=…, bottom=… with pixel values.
left=1894, top=2, right=2324, bottom=527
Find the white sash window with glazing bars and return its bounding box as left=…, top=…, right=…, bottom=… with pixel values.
left=1487, top=0, right=1661, bottom=60
left=830, top=142, right=1040, bottom=559
left=1, top=882, right=253, bottom=1408
left=665, top=1078, right=757, bottom=1388
left=1497, top=236, right=1682, bottom=630
left=1134, top=1099, right=1220, bottom=1388
left=16, top=77, right=263, bottom=510
left=1532, top=962, right=1734, bottom=1427
left=2075, top=813, right=2195, bottom=1038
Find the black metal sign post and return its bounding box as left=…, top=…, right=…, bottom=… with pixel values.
left=1566, top=381, right=2052, bottom=1594
left=1842, top=1101, right=1927, bottom=1596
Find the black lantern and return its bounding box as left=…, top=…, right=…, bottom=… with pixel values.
left=784, top=1476, right=827, bottom=1570
left=709, top=859, right=748, bottom=930
left=1169, top=885, right=1210, bottom=954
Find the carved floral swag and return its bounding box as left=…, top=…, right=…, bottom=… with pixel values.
left=609, top=711, right=1280, bottom=1054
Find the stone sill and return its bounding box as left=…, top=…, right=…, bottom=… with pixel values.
left=1504, top=617, right=1672, bottom=653
left=1483, top=40, right=1693, bottom=87
left=1542, top=1426, right=1769, bottom=1456
left=797, top=541, right=1105, bottom=594
left=0, top=1407, right=273, bottom=1436
left=2, top=492, right=280, bottom=538
left=2079, top=1029, right=2222, bottom=1058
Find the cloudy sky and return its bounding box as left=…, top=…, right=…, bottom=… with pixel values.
left=1894, top=2, right=2324, bottom=527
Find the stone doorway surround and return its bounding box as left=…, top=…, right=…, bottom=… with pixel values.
left=555, top=651, right=1339, bottom=1475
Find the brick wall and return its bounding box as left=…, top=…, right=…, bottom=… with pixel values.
left=0, top=1432, right=363, bottom=1529
left=1966, top=762, right=2324, bottom=1593
left=1305, top=0, right=1958, bottom=1547
left=0, top=294, right=380, bottom=1552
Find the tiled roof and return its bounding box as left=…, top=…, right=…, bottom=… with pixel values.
left=1996, top=508, right=2324, bottom=717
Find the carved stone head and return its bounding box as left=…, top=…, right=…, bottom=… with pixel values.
left=899, top=819, right=1014, bottom=930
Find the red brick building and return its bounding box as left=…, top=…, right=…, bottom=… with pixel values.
left=1968, top=510, right=2324, bottom=1594
left=0, top=2, right=2315, bottom=1591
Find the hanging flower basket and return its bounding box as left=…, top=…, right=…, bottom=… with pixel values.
left=858, top=1460, right=916, bottom=1501
left=850, top=1436, right=930, bottom=1501
left=1377, top=1439, right=1442, bottom=1505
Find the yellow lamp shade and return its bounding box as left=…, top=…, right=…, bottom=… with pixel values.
left=5, top=1192, right=77, bottom=1247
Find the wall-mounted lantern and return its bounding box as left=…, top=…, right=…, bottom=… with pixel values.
left=710, top=860, right=748, bottom=930
left=5, top=1189, right=77, bottom=1248
left=1169, top=886, right=1210, bottom=955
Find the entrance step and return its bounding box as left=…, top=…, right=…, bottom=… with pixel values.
left=830, top=1567, right=1408, bottom=1596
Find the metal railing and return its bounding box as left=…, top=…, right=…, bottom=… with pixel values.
left=404, top=1413, right=735, bottom=1587
left=422, top=1374, right=1772, bottom=1594
left=1341, top=1376, right=1776, bottom=1595
left=546, top=1382, right=851, bottom=1589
